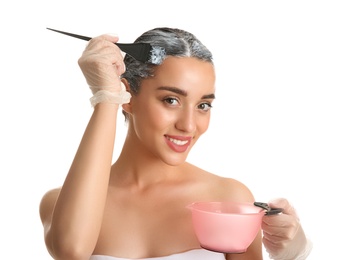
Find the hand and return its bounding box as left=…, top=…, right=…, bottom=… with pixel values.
left=262, top=198, right=312, bottom=259
left=78, top=34, right=126, bottom=94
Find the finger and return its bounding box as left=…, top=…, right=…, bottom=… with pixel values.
left=268, top=198, right=298, bottom=217
left=92, top=43, right=125, bottom=75
left=263, top=234, right=284, bottom=247
left=87, top=34, right=119, bottom=47
left=85, top=35, right=120, bottom=56
left=84, top=45, right=125, bottom=75
left=263, top=237, right=286, bottom=253
left=262, top=223, right=298, bottom=239
left=262, top=214, right=300, bottom=240
left=262, top=210, right=293, bottom=226
left=102, top=33, right=120, bottom=43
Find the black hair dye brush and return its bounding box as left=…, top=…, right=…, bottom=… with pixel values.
left=46, top=28, right=165, bottom=65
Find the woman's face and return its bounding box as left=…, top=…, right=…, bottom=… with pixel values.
left=128, top=56, right=216, bottom=165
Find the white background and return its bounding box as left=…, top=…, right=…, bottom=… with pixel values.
left=1, top=0, right=346, bottom=259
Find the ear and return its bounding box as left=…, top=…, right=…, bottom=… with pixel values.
left=121, top=78, right=132, bottom=115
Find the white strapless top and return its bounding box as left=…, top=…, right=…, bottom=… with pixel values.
left=90, top=249, right=225, bottom=259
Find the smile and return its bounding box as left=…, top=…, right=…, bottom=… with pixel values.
left=167, top=137, right=189, bottom=146
left=165, top=135, right=192, bottom=153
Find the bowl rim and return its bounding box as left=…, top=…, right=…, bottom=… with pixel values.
left=186, top=201, right=266, bottom=215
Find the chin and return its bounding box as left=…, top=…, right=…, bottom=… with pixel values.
left=163, top=153, right=188, bottom=166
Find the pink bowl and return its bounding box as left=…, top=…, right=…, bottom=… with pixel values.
left=187, top=201, right=265, bottom=253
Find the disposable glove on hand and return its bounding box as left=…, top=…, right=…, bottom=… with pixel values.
left=262, top=198, right=312, bottom=259
left=78, top=34, right=126, bottom=94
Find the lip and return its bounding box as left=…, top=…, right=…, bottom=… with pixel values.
left=164, top=135, right=192, bottom=153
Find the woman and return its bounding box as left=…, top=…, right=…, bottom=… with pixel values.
left=40, top=27, right=311, bottom=259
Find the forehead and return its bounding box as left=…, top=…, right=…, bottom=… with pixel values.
left=148, top=56, right=216, bottom=92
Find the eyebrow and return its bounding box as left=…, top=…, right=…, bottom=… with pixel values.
left=157, top=86, right=215, bottom=100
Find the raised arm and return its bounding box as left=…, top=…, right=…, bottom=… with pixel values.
left=39, top=34, right=130, bottom=260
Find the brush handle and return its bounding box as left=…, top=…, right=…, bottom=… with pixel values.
left=46, top=28, right=151, bottom=62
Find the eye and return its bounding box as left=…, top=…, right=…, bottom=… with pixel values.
left=163, top=97, right=179, bottom=106
left=198, top=102, right=212, bottom=112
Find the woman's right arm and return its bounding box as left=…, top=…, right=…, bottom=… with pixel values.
left=39, top=34, right=127, bottom=260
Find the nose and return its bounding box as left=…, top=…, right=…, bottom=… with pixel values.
left=175, top=106, right=197, bottom=133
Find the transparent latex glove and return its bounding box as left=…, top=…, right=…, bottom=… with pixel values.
left=78, top=34, right=126, bottom=94
left=262, top=198, right=311, bottom=259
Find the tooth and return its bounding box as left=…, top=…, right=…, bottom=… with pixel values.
left=168, top=137, right=188, bottom=145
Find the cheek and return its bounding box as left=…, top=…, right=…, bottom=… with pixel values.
left=147, top=107, right=177, bottom=131
left=197, top=114, right=211, bottom=134
left=133, top=101, right=170, bottom=131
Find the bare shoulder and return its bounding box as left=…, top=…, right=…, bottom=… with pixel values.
left=215, top=174, right=255, bottom=202
left=39, top=187, right=61, bottom=226
left=184, top=163, right=255, bottom=203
